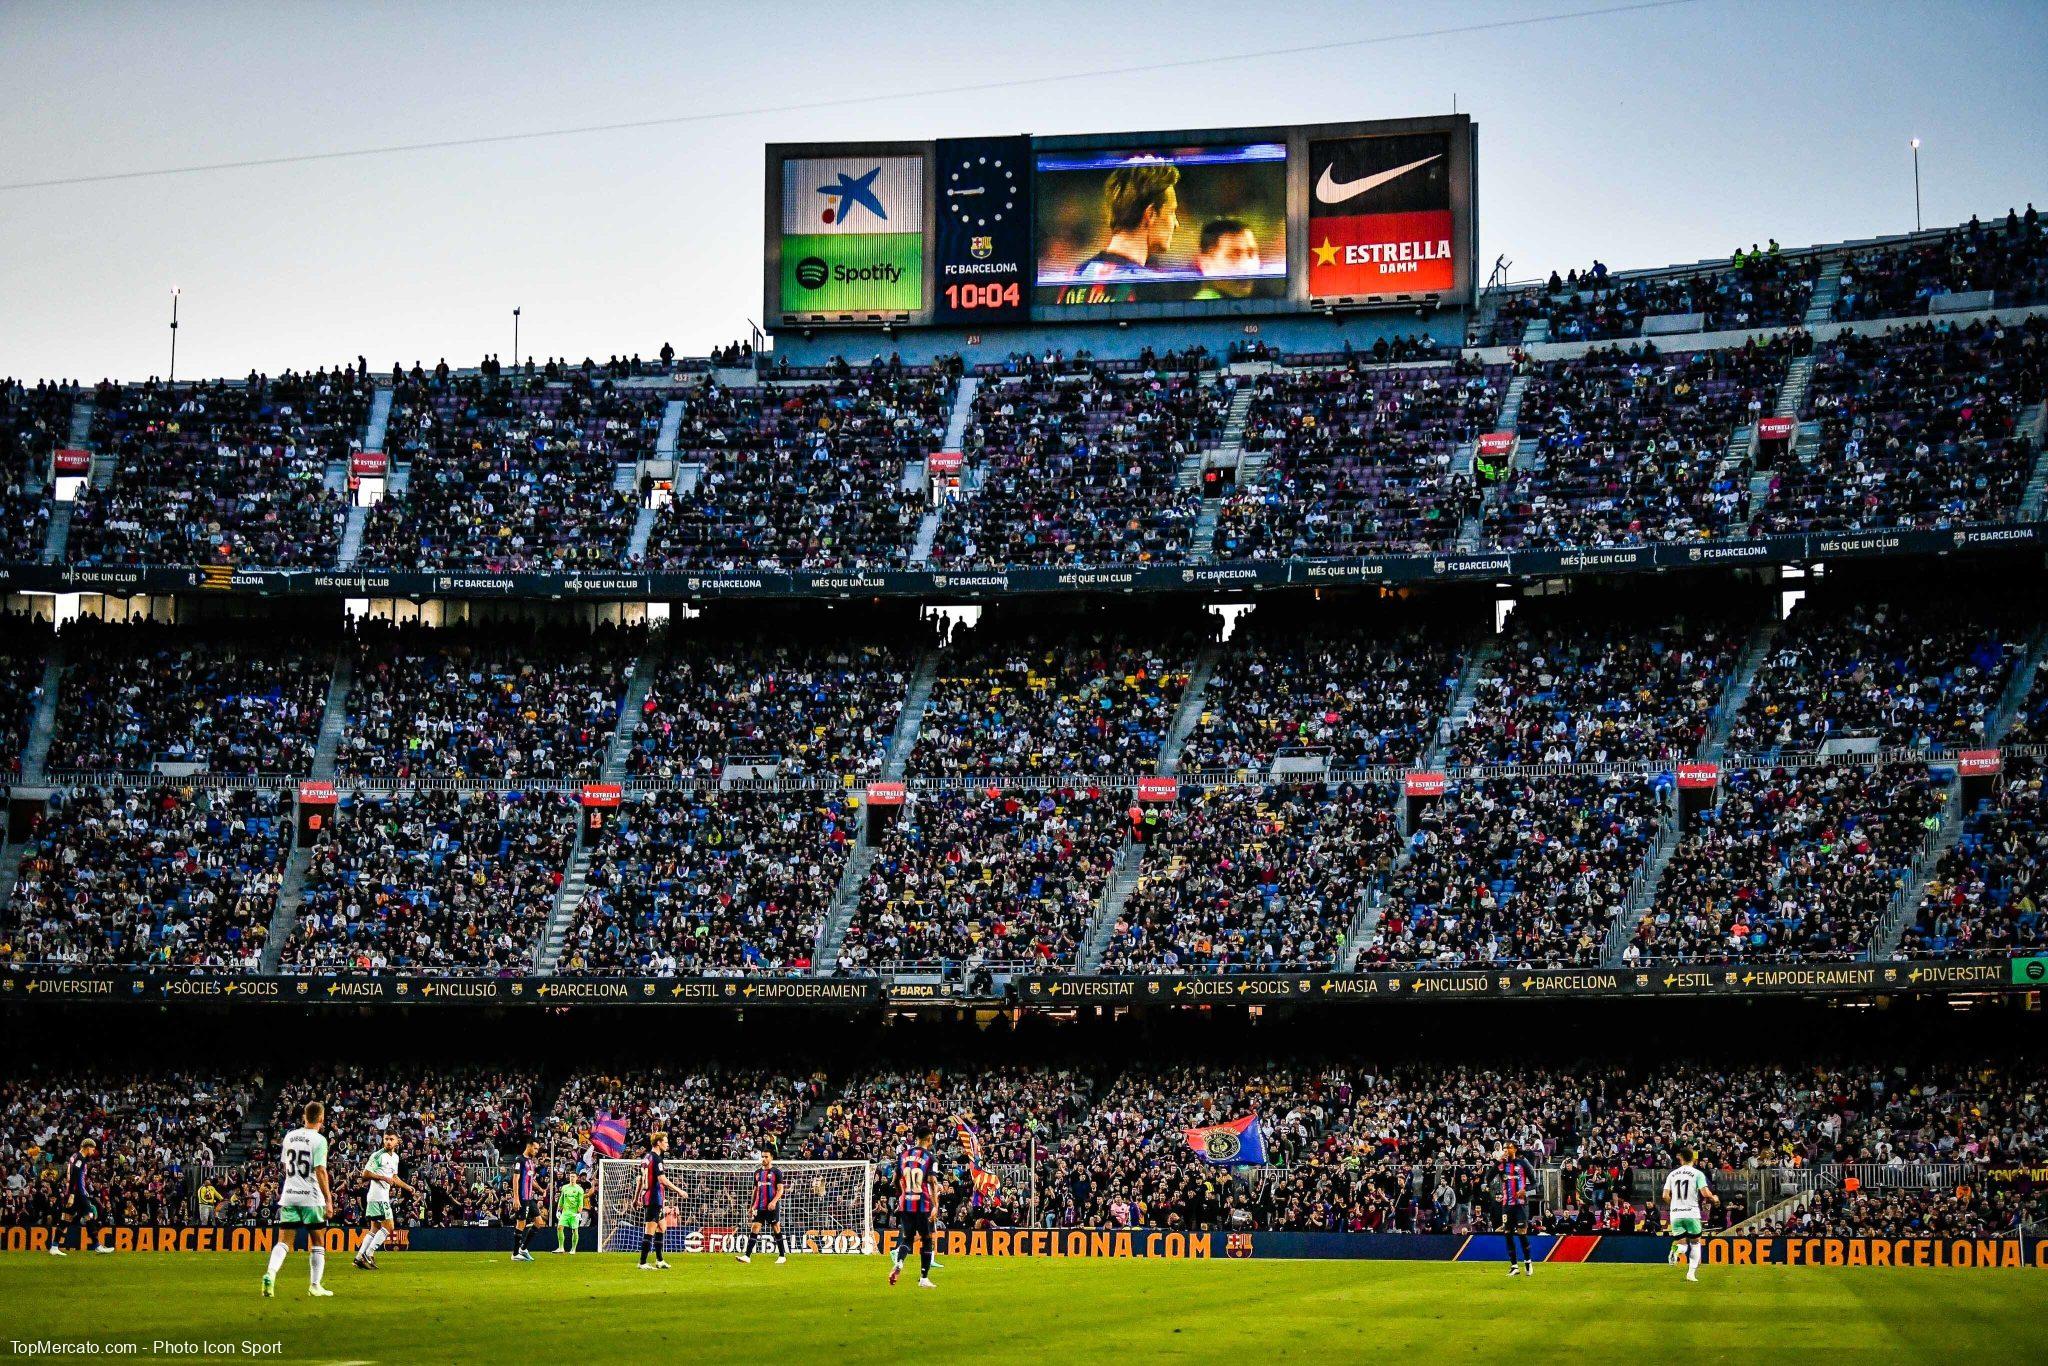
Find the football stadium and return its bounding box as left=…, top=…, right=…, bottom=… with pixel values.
left=3, top=1, right=2047, bottom=1360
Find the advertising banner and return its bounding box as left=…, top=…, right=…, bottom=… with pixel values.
left=1135, top=776, right=1180, bottom=802
left=53, top=447, right=92, bottom=475
left=350, top=450, right=388, bottom=477
left=1035, top=142, right=1288, bottom=307
left=932, top=135, right=1033, bottom=323
left=1307, top=132, right=1456, bottom=298
left=779, top=155, right=924, bottom=314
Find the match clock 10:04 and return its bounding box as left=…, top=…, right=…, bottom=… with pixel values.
left=932, top=135, right=1033, bottom=324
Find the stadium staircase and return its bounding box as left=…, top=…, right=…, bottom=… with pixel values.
left=1867, top=620, right=2048, bottom=961
left=67, top=400, right=94, bottom=447
left=1802, top=257, right=1846, bottom=328
left=532, top=641, right=664, bottom=974
left=908, top=377, right=982, bottom=568
left=39, top=400, right=92, bottom=563
left=2018, top=404, right=2048, bottom=520
left=21, top=646, right=65, bottom=782
left=1464, top=372, right=1532, bottom=549
left=1076, top=642, right=1222, bottom=972
left=809, top=645, right=941, bottom=973
left=219, top=1074, right=286, bottom=1167
left=655, top=397, right=684, bottom=459
left=1731, top=1189, right=1816, bottom=1236
left=1186, top=384, right=1256, bottom=564
left=259, top=653, right=356, bottom=973
left=363, top=386, right=393, bottom=452
left=321, top=458, right=347, bottom=499
left=1338, top=633, right=1499, bottom=969
left=627, top=505, right=658, bottom=563
left=1747, top=354, right=1816, bottom=512
left=1599, top=614, right=1780, bottom=966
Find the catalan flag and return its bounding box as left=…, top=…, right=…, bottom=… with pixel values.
left=590, top=1112, right=628, bottom=1158
left=952, top=1114, right=1000, bottom=1202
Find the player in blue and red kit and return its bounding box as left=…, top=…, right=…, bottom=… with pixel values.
left=510, top=1140, right=543, bottom=1261
left=637, top=1132, right=682, bottom=1269
left=54, top=1139, right=111, bottom=1256
left=736, top=1151, right=785, bottom=1265
left=888, top=1122, right=946, bottom=1289
left=1499, top=1141, right=1539, bottom=1275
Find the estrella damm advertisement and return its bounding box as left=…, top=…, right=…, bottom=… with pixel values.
left=778, top=154, right=924, bottom=314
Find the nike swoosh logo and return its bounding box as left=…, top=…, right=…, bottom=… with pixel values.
left=1315, top=153, right=1443, bottom=207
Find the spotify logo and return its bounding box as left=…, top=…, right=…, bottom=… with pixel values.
left=794, top=257, right=829, bottom=290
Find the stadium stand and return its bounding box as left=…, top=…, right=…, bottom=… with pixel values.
left=556, top=790, right=854, bottom=976
left=4, top=785, right=289, bottom=970
left=1903, top=754, right=2048, bottom=958
left=1216, top=360, right=1501, bottom=559
left=337, top=620, right=641, bottom=781
left=1491, top=251, right=1819, bottom=343
left=643, top=366, right=955, bottom=570
left=67, top=374, right=361, bottom=568
left=361, top=375, right=658, bottom=571
left=0, top=378, right=71, bottom=560
left=43, top=619, right=331, bottom=776
left=929, top=365, right=1227, bottom=567
left=1757, top=317, right=2048, bottom=533
left=1831, top=209, right=2048, bottom=321
left=286, top=789, right=576, bottom=975
left=554, top=1066, right=823, bottom=1163
left=0, top=612, right=51, bottom=776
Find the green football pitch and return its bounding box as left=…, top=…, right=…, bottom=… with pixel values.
left=1, top=1254, right=2042, bottom=1362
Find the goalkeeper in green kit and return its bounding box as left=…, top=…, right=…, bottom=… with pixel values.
left=553, top=1174, right=587, bottom=1255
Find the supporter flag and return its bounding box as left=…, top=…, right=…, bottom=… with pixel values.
left=952, top=1114, right=1001, bottom=1202
left=1184, top=1115, right=1267, bottom=1167
left=590, top=1112, right=628, bottom=1159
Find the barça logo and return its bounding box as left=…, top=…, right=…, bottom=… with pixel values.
left=970, top=235, right=993, bottom=260
left=1226, top=1232, right=1253, bottom=1259
left=1201, top=1128, right=1243, bottom=1162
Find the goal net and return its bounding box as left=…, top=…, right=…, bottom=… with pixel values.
left=596, top=1159, right=874, bottom=1256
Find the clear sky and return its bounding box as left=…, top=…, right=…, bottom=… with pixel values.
left=1, top=0, right=2042, bottom=383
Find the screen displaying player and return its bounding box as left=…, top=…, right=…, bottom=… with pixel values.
left=1034, top=143, right=1287, bottom=307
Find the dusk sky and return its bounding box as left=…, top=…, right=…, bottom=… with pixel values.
left=2, top=0, right=2043, bottom=382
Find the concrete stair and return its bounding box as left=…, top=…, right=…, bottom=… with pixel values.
left=909, top=509, right=943, bottom=568
left=259, top=654, right=354, bottom=973
left=1157, top=643, right=1221, bottom=776
left=655, top=399, right=684, bottom=458
left=1468, top=373, right=1533, bottom=545
left=1868, top=623, right=2048, bottom=960
left=1802, top=258, right=1845, bottom=328
left=1190, top=385, right=1257, bottom=562
left=2018, top=404, right=2048, bottom=520
left=1701, top=615, right=1779, bottom=765
left=627, top=506, right=658, bottom=563
left=807, top=646, right=942, bottom=973
left=362, top=387, right=394, bottom=452
left=322, top=459, right=347, bottom=498
left=533, top=643, right=664, bottom=974
left=40, top=502, right=72, bottom=563
left=940, top=376, right=980, bottom=452
left=21, top=646, right=65, bottom=780
left=67, top=401, right=94, bottom=446
left=218, top=1073, right=285, bottom=1165
left=89, top=452, right=116, bottom=490
left=613, top=462, right=639, bottom=495
left=335, top=506, right=369, bottom=569
left=1426, top=635, right=1502, bottom=767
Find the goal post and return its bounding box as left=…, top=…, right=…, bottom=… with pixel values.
left=596, top=1159, right=874, bottom=1256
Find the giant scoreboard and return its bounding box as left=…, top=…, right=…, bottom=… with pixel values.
left=765, top=115, right=1476, bottom=331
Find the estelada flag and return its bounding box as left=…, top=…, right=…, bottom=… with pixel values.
left=953, top=1114, right=1001, bottom=1201
left=1184, top=1115, right=1267, bottom=1166
left=590, top=1112, right=628, bottom=1158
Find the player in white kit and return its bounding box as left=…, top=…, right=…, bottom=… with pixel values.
left=263, top=1100, right=336, bottom=1298
left=1662, top=1148, right=1718, bottom=1282
left=354, top=1132, right=419, bottom=1270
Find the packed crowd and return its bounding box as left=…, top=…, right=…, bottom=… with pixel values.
left=1179, top=612, right=1469, bottom=773
left=908, top=619, right=1197, bottom=776
left=4, top=786, right=289, bottom=970
left=1903, top=756, right=2048, bottom=958
left=557, top=790, right=853, bottom=976
left=286, top=790, right=575, bottom=975
left=0, top=614, right=51, bottom=775
left=1443, top=598, right=1745, bottom=765
left=800, top=1065, right=1094, bottom=1167
left=644, top=366, right=956, bottom=570
left=362, top=375, right=659, bottom=571
left=1624, top=764, right=1944, bottom=962
left=1492, top=250, right=1817, bottom=343
left=1832, top=208, right=2048, bottom=320
left=838, top=786, right=1123, bottom=969
left=1217, top=360, right=1501, bottom=559
left=929, top=368, right=1228, bottom=568
left=1484, top=339, right=1797, bottom=547
left=69, top=371, right=364, bottom=568
left=1358, top=775, right=1662, bottom=968
left=1, top=378, right=72, bottom=560
left=1758, top=316, right=2048, bottom=532
left=338, top=621, right=639, bottom=781
left=0, top=1067, right=257, bottom=1230
left=44, top=620, right=331, bottom=775
left=1729, top=597, right=2022, bottom=754
left=554, top=1067, right=822, bottom=1164
left=1102, top=784, right=1401, bottom=973
left=620, top=621, right=922, bottom=780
